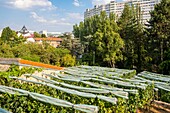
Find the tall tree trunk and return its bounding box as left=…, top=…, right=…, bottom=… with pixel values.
left=160, top=38, right=164, bottom=62
left=92, top=51, right=95, bottom=65
left=137, top=43, right=142, bottom=72
left=160, top=38, right=164, bottom=73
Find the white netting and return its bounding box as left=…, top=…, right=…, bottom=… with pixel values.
left=0, top=85, right=98, bottom=113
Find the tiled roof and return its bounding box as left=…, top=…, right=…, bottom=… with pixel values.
left=34, top=37, right=62, bottom=41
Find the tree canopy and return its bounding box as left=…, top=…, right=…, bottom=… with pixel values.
left=146, top=0, right=170, bottom=74
left=0, top=27, right=25, bottom=47
left=73, top=11, right=124, bottom=67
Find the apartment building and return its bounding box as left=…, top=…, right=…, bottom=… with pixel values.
left=84, top=5, right=105, bottom=18
left=84, top=0, right=160, bottom=23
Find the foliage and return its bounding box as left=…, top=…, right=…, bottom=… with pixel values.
left=59, top=33, right=83, bottom=58
left=159, top=89, right=170, bottom=103
left=10, top=65, right=41, bottom=76
left=0, top=65, right=42, bottom=85
left=0, top=93, right=73, bottom=113
left=0, top=27, right=26, bottom=47
left=117, top=4, right=136, bottom=69
left=120, top=70, right=136, bottom=79
left=73, top=12, right=124, bottom=67
left=117, top=4, right=146, bottom=72
left=41, top=34, right=46, bottom=38
left=61, top=54, right=76, bottom=67
left=33, top=32, right=41, bottom=38
left=1, top=27, right=14, bottom=42
left=34, top=32, right=47, bottom=38
left=146, top=0, right=170, bottom=74
left=7, top=64, right=42, bottom=77
left=159, top=60, right=170, bottom=75
left=0, top=43, right=15, bottom=58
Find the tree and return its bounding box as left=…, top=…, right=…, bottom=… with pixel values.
left=133, top=5, right=145, bottom=72
left=10, top=32, right=26, bottom=46
left=73, top=11, right=124, bottom=67
left=34, top=32, right=41, bottom=38
left=41, top=34, right=46, bottom=38
left=117, top=4, right=136, bottom=69
left=73, top=24, right=80, bottom=38
left=0, top=27, right=26, bottom=47
left=1, top=27, right=13, bottom=42
left=95, top=12, right=124, bottom=67
left=12, top=43, right=41, bottom=62
left=60, top=33, right=83, bottom=58
left=117, top=4, right=146, bottom=72
left=159, top=48, right=170, bottom=74
left=147, top=0, right=170, bottom=73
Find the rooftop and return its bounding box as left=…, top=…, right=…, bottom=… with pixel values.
left=34, top=37, right=62, bottom=41
left=19, top=25, right=29, bottom=34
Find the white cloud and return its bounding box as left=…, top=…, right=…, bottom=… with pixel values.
left=40, top=5, right=57, bottom=11
left=61, top=18, right=67, bottom=21
left=30, top=12, right=47, bottom=23
left=7, top=0, right=56, bottom=10
left=30, top=12, right=71, bottom=26
left=73, top=0, right=80, bottom=7
left=67, top=13, right=83, bottom=20
left=92, top=0, right=112, bottom=6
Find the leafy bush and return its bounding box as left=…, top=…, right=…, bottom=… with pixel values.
left=159, top=60, right=170, bottom=75
left=0, top=65, right=42, bottom=85
left=61, top=54, right=76, bottom=67
left=0, top=42, right=75, bottom=67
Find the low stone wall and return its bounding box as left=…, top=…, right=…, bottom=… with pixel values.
left=0, top=58, right=21, bottom=65
left=0, top=58, right=63, bottom=70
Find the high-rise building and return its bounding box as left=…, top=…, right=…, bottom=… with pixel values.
left=84, top=0, right=160, bottom=23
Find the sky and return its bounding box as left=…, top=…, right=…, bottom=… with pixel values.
left=0, top=0, right=120, bottom=33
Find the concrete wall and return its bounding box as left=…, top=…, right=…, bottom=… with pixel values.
left=0, top=58, right=21, bottom=65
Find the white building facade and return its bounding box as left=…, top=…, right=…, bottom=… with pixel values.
left=0, top=29, right=2, bottom=37
left=39, top=30, right=47, bottom=37
left=84, top=0, right=160, bottom=23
